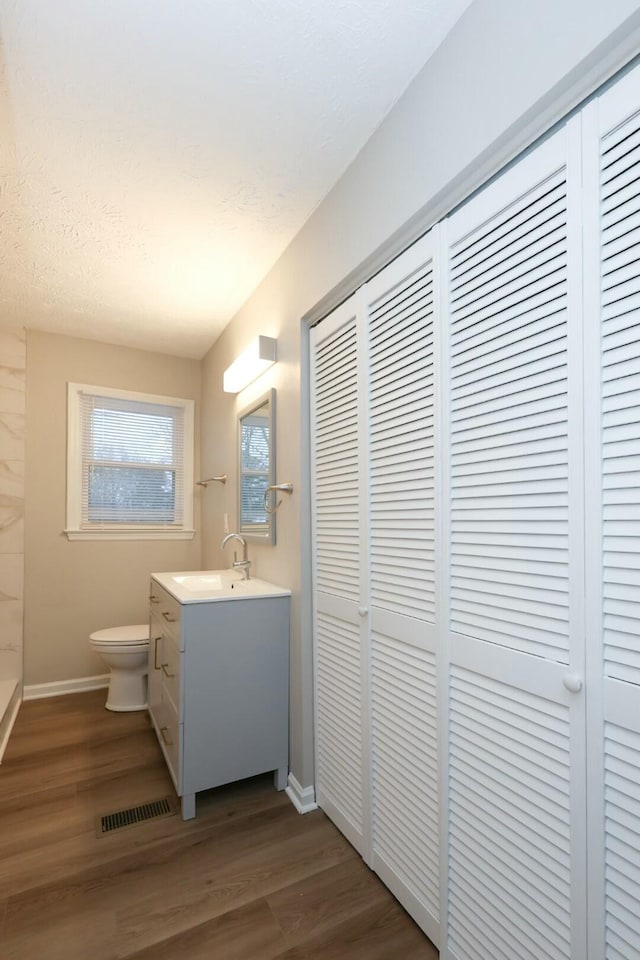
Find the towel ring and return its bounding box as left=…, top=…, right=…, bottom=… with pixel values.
left=263, top=483, right=294, bottom=514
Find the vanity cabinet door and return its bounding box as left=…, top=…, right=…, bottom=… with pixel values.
left=149, top=580, right=184, bottom=793
left=159, top=632, right=181, bottom=715
left=148, top=622, right=183, bottom=792
left=148, top=615, right=163, bottom=733
left=158, top=688, right=181, bottom=785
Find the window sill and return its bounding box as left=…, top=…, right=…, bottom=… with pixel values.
left=65, top=529, right=196, bottom=542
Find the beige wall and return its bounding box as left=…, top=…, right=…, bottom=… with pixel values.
left=24, top=331, right=202, bottom=686
left=0, top=328, right=25, bottom=688
left=200, top=0, right=640, bottom=792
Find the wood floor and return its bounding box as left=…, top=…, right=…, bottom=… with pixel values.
left=0, top=690, right=438, bottom=959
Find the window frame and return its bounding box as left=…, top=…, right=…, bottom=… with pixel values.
left=66, top=382, right=195, bottom=541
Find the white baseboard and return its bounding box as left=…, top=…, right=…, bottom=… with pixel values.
left=23, top=674, right=109, bottom=701
left=285, top=772, right=318, bottom=814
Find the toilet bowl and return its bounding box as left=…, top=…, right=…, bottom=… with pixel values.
left=89, top=624, right=150, bottom=712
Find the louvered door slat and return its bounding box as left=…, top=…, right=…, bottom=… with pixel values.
left=444, top=126, right=586, bottom=960
left=451, top=216, right=566, bottom=306
left=364, top=233, right=440, bottom=944
left=368, top=240, right=436, bottom=625
left=448, top=157, right=570, bottom=659
left=584, top=65, right=640, bottom=960
left=311, top=296, right=367, bottom=854
left=451, top=177, right=566, bottom=272
left=605, top=724, right=640, bottom=960
left=600, top=97, right=640, bottom=688
left=312, top=310, right=359, bottom=603
left=371, top=631, right=439, bottom=931
left=449, top=667, right=572, bottom=960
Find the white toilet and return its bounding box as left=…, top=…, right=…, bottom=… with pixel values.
left=89, top=624, right=150, bottom=712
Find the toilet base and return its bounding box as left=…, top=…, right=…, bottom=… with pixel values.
left=104, top=669, right=148, bottom=712
left=105, top=701, right=148, bottom=713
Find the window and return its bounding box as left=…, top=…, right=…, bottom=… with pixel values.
left=66, top=383, right=194, bottom=540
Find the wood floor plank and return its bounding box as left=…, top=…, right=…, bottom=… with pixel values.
left=121, top=898, right=287, bottom=960
left=0, top=729, right=162, bottom=804
left=266, top=858, right=391, bottom=946
left=0, top=740, right=90, bottom=800
left=5, top=691, right=112, bottom=753
left=3, top=882, right=118, bottom=960
left=114, top=812, right=356, bottom=955
left=0, top=780, right=77, bottom=823
left=0, top=783, right=83, bottom=861
left=77, top=764, right=176, bottom=818
left=274, top=900, right=438, bottom=960
left=0, top=693, right=438, bottom=960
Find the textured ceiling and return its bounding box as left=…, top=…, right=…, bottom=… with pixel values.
left=0, top=0, right=471, bottom=358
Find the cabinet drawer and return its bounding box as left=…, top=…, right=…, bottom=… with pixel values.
left=158, top=691, right=181, bottom=786
left=149, top=617, right=164, bottom=671
left=149, top=580, right=182, bottom=643
left=160, top=632, right=181, bottom=713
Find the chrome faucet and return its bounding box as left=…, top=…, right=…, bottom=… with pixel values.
left=221, top=532, right=251, bottom=580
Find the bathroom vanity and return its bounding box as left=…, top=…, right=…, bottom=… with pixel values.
left=148, top=570, right=290, bottom=819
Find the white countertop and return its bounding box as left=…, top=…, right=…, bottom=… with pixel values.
left=151, top=569, right=291, bottom=604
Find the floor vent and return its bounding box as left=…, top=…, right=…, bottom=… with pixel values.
left=96, top=796, right=177, bottom=837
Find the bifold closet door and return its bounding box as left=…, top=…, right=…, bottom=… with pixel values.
left=364, top=233, right=440, bottom=943
left=310, top=232, right=441, bottom=942
left=440, top=121, right=588, bottom=960
left=584, top=62, right=640, bottom=960
left=310, top=294, right=369, bottom=854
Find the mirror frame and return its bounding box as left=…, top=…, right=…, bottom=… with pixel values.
left=237, top=388, right=276, bottom=544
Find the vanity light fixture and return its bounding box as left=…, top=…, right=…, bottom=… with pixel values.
left=223, top=336, right=277, bottom=393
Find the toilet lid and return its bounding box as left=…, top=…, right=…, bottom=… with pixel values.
left=89, top=624, right=150, bottom=644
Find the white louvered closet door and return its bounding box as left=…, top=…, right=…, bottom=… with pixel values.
left=583, top=62, right=640, bottom=960
left=364, top=233, right=440, bottom=944
left=310, top=294, right=369, bottom=854
left=441, top=122, right=588, bottom=960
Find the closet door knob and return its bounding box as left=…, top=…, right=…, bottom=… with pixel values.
left=358, top=606, right=369, bottom=618
left=562, top=674, right=583, bottom=693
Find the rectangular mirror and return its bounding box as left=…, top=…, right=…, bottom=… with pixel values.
left=237, top=389, right=276, bottom=544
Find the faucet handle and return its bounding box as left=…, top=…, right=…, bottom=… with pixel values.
left=232, top=558, right=251, bottom=580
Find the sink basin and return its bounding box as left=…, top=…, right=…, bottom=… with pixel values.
left=152, top=569, right=291, bottom=604
left=173, top=573, right=227, bottom=592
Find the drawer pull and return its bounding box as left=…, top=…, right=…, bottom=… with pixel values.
left=160, top=725, right=173, bottom=746
left=162, top=611, right=177, bottom=622
left=154, top=636, right=162, bottom=670
left=161, top=663, right=176, bottom=678
left=149, top=594, right=159, bottom=604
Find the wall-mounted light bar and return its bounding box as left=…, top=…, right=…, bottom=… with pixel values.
left=222, top=336, right=277, bottom=393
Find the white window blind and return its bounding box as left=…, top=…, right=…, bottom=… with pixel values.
left=67, top=384, right=194, bottom=540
